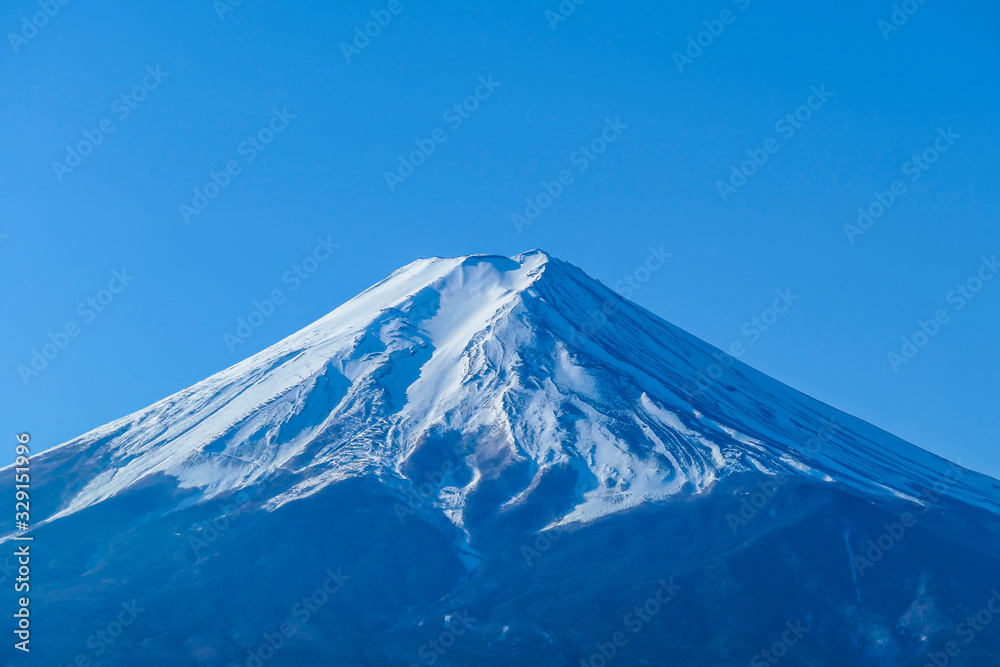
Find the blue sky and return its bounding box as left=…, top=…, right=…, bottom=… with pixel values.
left=2, top=1, right=998, bottom=476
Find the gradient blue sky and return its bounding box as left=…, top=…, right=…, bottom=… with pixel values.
left=2, top=1, right=998, bottom=476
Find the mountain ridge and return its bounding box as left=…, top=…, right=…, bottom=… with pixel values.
left=8, top=251, right=1000, bottom=666
left=6, top=250, right=999, bottom=546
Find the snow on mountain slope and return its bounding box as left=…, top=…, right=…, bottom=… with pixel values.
left=10, top=250, right=1000, bottom=540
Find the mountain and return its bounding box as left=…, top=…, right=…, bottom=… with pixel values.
left=5, top=250, right=1000, bottom=666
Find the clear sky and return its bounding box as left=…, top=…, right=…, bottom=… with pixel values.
left=2, top=1, right=998, bottom=476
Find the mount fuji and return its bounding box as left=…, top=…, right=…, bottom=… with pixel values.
left=5, top=250, right=1000, bottom=666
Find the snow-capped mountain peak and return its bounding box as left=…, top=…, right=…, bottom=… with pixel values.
left=16, top=250, right=1000, bottom=540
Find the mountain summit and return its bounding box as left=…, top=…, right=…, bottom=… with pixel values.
left=7, top=251, right=1000, bottom=666
left=24, top=250, right=1000, bottom=531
